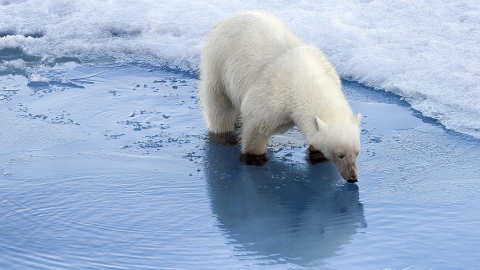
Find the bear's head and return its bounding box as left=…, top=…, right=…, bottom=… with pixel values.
left=311, top=114, right=362, bottom=182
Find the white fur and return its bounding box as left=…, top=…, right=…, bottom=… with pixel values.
left=199, top=11, right=362, bottom=181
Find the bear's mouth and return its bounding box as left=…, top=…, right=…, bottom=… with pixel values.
left=347, top=179, right=358, bottom=183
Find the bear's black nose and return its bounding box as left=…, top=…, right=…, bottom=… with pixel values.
left=347, top=179, right=358, bottom=183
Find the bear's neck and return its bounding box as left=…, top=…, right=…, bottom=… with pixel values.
left=293, top=103, right=352, bottom=145
left=287, top=79, right=353, bottom=145
left=295, top=114, right=321, bottom=145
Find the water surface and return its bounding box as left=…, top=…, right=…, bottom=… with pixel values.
left=1, top=64, right=479, bottom=269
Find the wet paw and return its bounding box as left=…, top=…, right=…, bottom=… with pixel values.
left=239, top=153, right=268, bottom=166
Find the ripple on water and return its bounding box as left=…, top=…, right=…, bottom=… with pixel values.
left=0, top=155, right=213, bottom=269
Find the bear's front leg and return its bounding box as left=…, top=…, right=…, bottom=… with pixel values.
left=306, top=145, right=328, bottom=164
left=239, top=124, right=270, bottom=166
left=239, top=153, right=268, bottom=166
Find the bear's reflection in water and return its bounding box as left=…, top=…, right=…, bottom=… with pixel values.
left=204, top=135, right=366, bottom=267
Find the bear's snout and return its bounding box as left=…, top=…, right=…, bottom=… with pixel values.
left=347, top=178, right=358, bottom=183
left=338, top=165, right=358, bottom=183
left=348, top=168, right=358, bottom=182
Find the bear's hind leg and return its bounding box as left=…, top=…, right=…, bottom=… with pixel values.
left=200, top=80, right=238, bottom=133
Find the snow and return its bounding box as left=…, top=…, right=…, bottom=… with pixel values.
left=1, top=0, right=480, bottom=136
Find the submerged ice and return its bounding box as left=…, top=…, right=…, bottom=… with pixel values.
left=1, top=0, right=480, bottom=137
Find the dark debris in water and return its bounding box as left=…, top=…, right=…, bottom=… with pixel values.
left=134, top=136, right=191, bottom=149
left=109, top=90, right=119, bottom=97
left=127, top=132, right=193, bottom=151
left=134, top=140, right=164, bottom=149
left=50, top=112, right=80, bottom=125
left=183, top=151, right=202, bottom=161
left=24, top=113, right=48, bottom=120
left=15, top=104, right=80, bottom=125
left=104, top=133, right=126, bottom=140
left=118, top=120, right=170, bottom=131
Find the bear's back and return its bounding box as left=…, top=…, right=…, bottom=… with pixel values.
left=202, top=11, right=303, bottom=107
left=208, top=11, right=302, bottom=64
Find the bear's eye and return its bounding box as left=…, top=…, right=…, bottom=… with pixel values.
left=336, top=153, right=345, bottom=159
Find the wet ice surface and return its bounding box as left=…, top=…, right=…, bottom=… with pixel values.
left=1, top=64, right=480, bottom=269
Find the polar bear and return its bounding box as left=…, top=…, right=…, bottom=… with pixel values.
left=198, top=11, right=362, bottom=182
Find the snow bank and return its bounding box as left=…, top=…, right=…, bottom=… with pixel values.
left=1, top=0, right=479, bottom=137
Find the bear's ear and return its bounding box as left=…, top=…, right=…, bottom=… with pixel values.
left=353, top=113, right=362, bottom=125
left=315, top=116, right=327, bottom=132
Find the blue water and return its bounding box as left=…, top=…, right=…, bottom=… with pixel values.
left=1, top=64, right=480, bottom=269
